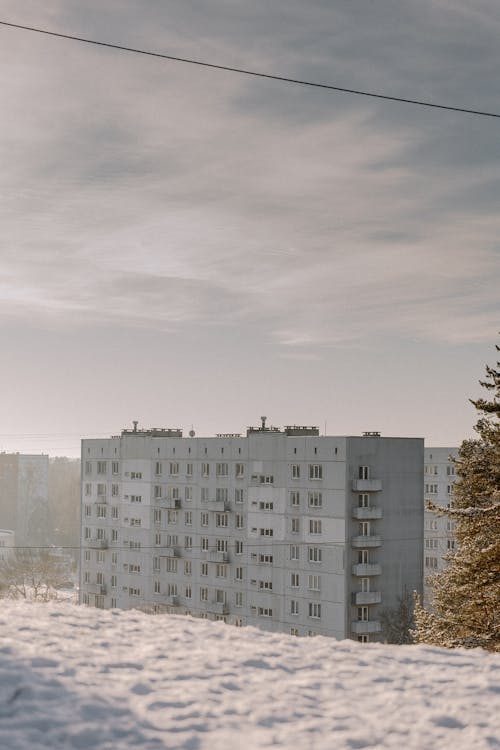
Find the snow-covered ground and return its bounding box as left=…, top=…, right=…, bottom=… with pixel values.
left=0, top=602, right=498, bottom=750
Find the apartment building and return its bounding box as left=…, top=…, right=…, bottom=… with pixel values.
left=423, top=447, right=459, bottom=607
left=0, top=453, right=49, bottom=547
left=80, top=421, right=424, bottom=642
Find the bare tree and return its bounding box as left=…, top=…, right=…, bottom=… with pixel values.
left=0, top=548, right=72, bottom=601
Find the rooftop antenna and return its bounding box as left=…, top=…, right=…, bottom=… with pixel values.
left=132, top=420, right=138, bottom=433
left=261, top=416, right=267, bottom=430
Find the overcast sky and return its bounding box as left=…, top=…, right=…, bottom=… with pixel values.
left=0, top=0, right=498, bottom=456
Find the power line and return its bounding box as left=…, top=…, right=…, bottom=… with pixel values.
left=1, top=20, right=499, bottom=120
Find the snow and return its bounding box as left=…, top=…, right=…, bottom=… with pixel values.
left=0, top=602, right=499, bottom=750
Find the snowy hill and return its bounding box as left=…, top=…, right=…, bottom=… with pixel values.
left=0, top=601, right=499, bottom=750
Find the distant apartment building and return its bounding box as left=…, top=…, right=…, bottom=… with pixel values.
left=423, top=447, right=459, bottom=607
left=0, top=453, right=49, bottom=547
left=0, top=529, right=15, bottom=561
left=79, top=421, right=424, bottom=642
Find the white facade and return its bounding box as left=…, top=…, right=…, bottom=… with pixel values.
left=80, top=423, right=424, bottom=642
left=423, top=447, right=459, bottom=607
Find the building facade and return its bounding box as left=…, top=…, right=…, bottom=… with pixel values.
left=80, top=422, right=424, bottom=641
left=423, top=447, right=459, bottom=607
left=0, top=453, right=49, bottom=547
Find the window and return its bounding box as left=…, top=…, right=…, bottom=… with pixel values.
left=290, top=545, right=300, bottom=561
left=167, top=510, right=177, bottom=524
left=235, top=540, right=243, bottom=555
left=425, top=539, right=438, bottom=549
left=361, top=577, right=370, bottom=593
left=309, top=519, right=322, bottom=535
left=308, top=574, right=321, bottom=591
left=235, top=592, right=243, bottom=607
left=185, top=486, right=193, bottom=501
left=129, top=563, right=141, bottom=574
left=97, top=550, right=105, bottom=563
left=154, top=509, right=161, bottom=525
left=425, top=484, right=438, bottom=494
left=84, top=504, right=91, bottom=518
left=155, top=462, right=162, bottom=476
left=447, top=520, right=456, bottom=532
left=216, top=538, right=228, bottom=553
left=290, top=573, right=300, bottom=588
left=425, top=556, right=438, bottom=569
left=112, top=461, right=119, bottom=475
left=111, top=484, right=119, bottom=497
left=308, top=602, right=321, bottom=619
left=215, top=564, right=227, bottom=578
left=216, top=463, right=228, bottom=477
left=358, top=606, right=368, bottom=621
left=309, top=464, right=323, bottom=480
left=290, top=491, right=300, bottom=507
left=184, top=585, right=192, bottom=599
left=85, top=483, right=92, bottom=497
left=153, top=556, right=160, bottom=572
left=259, top=501, right=273, bottom=511
left=169, top=462, right=179, bottom=476
left=359, top=466, right=370, bottom=480
left=171, top=487, right=180, bottom=500
left=167, top=583, right=178, bottom=597
left=259, top=580, right=272, bottom=590
left=186, top=463, right=193, bottom=477
left=201, top=488, right=209, bottom=503
left=111, top=529, right=119, bottom=542
left=154, top=580, right=161, bottom=594
left=359, top=521, right=370, bottom=536
left=111, top=552, right=118, bottom=565
left=201, top=562, right=208, bottom=576
left=215, top=589, right=226, bottom=604
left=358, top=494, right=370, bottom=508
left=155, top=533, right=162, bottom=546
left=184, top=560, right=192, bottom=575
left=235, top=463, right=244, bottom=478
left=290, top=627, right=299, bottom=636
left=130, top=494, right=142, bottom=503
left=235, top=514, right=244, bottom=529
left=85, top=461, right=92, bottom=475
left=358, top=549, right=369, bottom=564
left=235, top=488, right=244, bottom=504
left=166, top=557, right=177, bottom=573
left=290, top=600, right=299, bottom=616
left=235, top=566, right=243, bottom=580
left=308, top=546, right=322, bottom=563
left=201, top=512, right=209, bottom=527
left=259, top=553, right=273, bottom=564
left=111, top=575, right=117, bottom=588
left=216, top=513, right=228, bottom=528
left=216, top=487, right=228, bottom=502
left=184, top=511, right=192, bottom=526
left=308, top=491, right=322, bottom=508
left=200, top=587, right=208, bottom=601
left=84, top=550, right=91, bottom=562
left=184, top=535, right=192, bottom=549
left=201, top=463, right=210, bottom=477
left=447, top=465, right=455, bottom=476
left=291, top=464, right=300, bottom=479
left=129, top=587, right=141, bottom=597
left=84, top=571, right=90, bottom=583
left=260, top=527, right=273, bottom=537
left=447, top=539, right=456, bottom=550
left=97, top=461, right=107, bottom=475
left=201, top=537, right=209, bottom=551
left=447, top=485, right=453, bottom=495
left=97, top=484, right=106, bottom=497
left=291, top=518, right=300, bottom=533
left=154, top=485, right=162, bottom=499
left=258, top=607, right=273, bottom=617
left=130, top=472, right=142, bottom=479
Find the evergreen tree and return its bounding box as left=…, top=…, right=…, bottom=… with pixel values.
left=414, top=346, right=500, bottom=651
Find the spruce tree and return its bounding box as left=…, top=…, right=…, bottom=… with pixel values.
left=414, top=346, right=500, bottom=651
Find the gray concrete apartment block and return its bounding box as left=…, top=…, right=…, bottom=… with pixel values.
left=80, top=423, right=423, bottom=642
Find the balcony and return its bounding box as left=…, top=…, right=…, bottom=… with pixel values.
left=351, top=534, right=382, bottom=548
left=352, top=563, right=381, bottom=576
left=86, top=583, right=106, bottom=595
left=162, top=546, right=182, bottom=558
left=352, top=479, right=382, bottom=492
left=90, top=539, right=108, bottom=549
left=209, top=601, right=229, bottom=615
left=158, top=497, right=181, bottom=509
left=351, top=620, right=381, bottom=634
left=208, top=550, right=230, bottom=563
left=353, top=591, right=381, bottom=605
left=352, top=506, right=382, bottom=520
left=207, top=500, right=231, bottom=512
